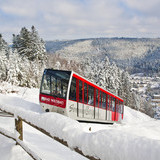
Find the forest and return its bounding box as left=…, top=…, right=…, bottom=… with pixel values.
left=0, top=26, right=155, bottom=117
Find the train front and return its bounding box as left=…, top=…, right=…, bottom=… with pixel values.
left=39, top=69, right=71, bottom=115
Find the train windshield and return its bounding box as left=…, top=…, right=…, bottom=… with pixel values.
left=40, top=69, right=71, bottom=99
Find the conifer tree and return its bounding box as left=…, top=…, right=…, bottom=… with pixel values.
left=13, top=26, right=47, bottom=62
left=30, top=25, right=46, bottom=62
left=7, top=49, right=20, bottom=85
left=0, top=34, right=10, bottom=81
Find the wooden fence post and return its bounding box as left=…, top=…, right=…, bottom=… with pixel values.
left=15, top=117, right=23, bottom=141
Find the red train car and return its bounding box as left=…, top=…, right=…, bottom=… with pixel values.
left=39, top=69, right=124, bottom=123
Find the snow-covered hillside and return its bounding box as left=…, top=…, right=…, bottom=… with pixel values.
left=0, top=83, right=160, bottom=160
left=46, top=38, right=160, bottom=74
left=46, top=38, right=160, bottom=61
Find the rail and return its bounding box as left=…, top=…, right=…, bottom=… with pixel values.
left=0, top=108, right=99, bottom=160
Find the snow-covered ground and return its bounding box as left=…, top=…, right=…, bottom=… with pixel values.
left=0, top=83, right=160, bottom=160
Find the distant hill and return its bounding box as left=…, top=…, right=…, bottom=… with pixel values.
left=45, top=38, right=94, bottom=53
left=45, top=38, right=160, bottom=75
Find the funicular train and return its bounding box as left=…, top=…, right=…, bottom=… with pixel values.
left=39, top=69, right=124, bottom=124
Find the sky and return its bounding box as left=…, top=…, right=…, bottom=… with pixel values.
left=0, top=0, right=160, bottom=42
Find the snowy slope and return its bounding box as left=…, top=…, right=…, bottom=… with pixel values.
left=0, top=83, right=87, bottom=160
left=0, top=83, right=160, bottom=160
left=46, top=38, right=160, bottom=74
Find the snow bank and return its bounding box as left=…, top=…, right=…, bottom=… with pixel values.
left=0, top=95, right=160, bottom=160
left=0, top=93, right=42, bottom=114
left=0, top=85, right=160, bottom=160
left=123, top=106, right=151, bottom=124
left=0, top=82, right=40, bottom=104
left=0, top=134, right=32, bottom=160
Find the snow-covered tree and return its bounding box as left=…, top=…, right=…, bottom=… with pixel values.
left=82, top=56, right=137, bottom=108
left=30, top=26, right=47, bottom=62
left=121, top=71, right=132, bottom=106
left=13, top=26, right=47, bottom=62
left=8, top=26, right=47, bottom=87
left=7, top=49, right=20, bottom=85
left=98, top=57, right=110, bottom=88
left=0, top=34, right=10, bottom=81
left=54, top=61, right=61, bottom=70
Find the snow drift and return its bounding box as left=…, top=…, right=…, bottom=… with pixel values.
left=0, top=85, right=160, bottom=160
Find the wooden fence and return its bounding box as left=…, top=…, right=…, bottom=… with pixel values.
left=0, top=109, right=99, bottom=160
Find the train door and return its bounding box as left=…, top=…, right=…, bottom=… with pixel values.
left=77, top=80, right=84, bottom=118
left=83, top=83, right=94, bottom=119
left=112, top=97, right=115, bottom=121
left=99, top=92, right=106, bottom=120
left=109, top=96, right=112, bottom=121
left=106, top=94, right=108, bottom=120
left=115, top=99, right=117, bottom=121
left=106, top=95, right=111, bottom=121
left=114, top=99, right=118, bottom=121
left=116, top=99, right=120, bottom=121
left=118, top=101, right=122, bottom=121
left=86, top=85, right=94, bottom=119
left=68, top=77, right=78, bottom=119
left=121, top=102, right=124, bottom=120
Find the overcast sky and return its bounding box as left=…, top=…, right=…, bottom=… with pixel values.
left=1, top=0, right=160, bottom=42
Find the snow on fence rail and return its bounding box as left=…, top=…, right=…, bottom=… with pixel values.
left=0, top=107, right=99, bottom=160
left=0, top=114, right=42, bottom=160
left=1, top=102, right=160, bottom=160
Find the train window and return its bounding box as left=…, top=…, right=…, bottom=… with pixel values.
left=102, top=93, right=106, bottom=109
left=110, top=96, right=112, bottom=111
left=119, top=102, right=122, bottom=113
left=41, top=74, right=51, bottom=94
left=106, top=94, right=108, bottom=110
left=116, top=99, right=119, bottom=113
left=57, top=79, right=62, bottom=96
left=84, top=83, right=87, bottom=104
left=118, top=101, right=120, bottom=113
left=107, top=95, right=110, bottom=110
left=115, top=99, right=117, bottom=112
left=62, top=81, right=68, bottom=98
left=69, top=77, right=76, bottom=101
left=121, top=102, right=124, bottom=114
left=118, top=101, right=121, bottom=113
left=79, top=80, right=83, bottom=102
left=41, top=70, right=71, bottom=99
left=51, top=76, right=56, bottom=94
left=50, top=77, right=63, bottom=98
left=121, top=102, right=123, bottom=114
left=96, top=89, right=99, bottom=107
left=117, top=101, right=119, bottom=113
left=99, top=91, right=102, bottom=108
left=88, top=85, right=94, bottom=106
left=120, top=101, right=122, bottom=113
left=112, top=98, right=115, bottom=111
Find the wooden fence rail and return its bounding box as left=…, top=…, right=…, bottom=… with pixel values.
left=0, top=109, right=99, bottom=160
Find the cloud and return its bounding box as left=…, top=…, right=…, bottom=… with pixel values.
left=0, top=0, right=38, bottom=17
left=0, top=0, right=160, bottom=42
left=122, top=0, right=160, bottom=16
left=123, top=0, right=160, bottom=10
